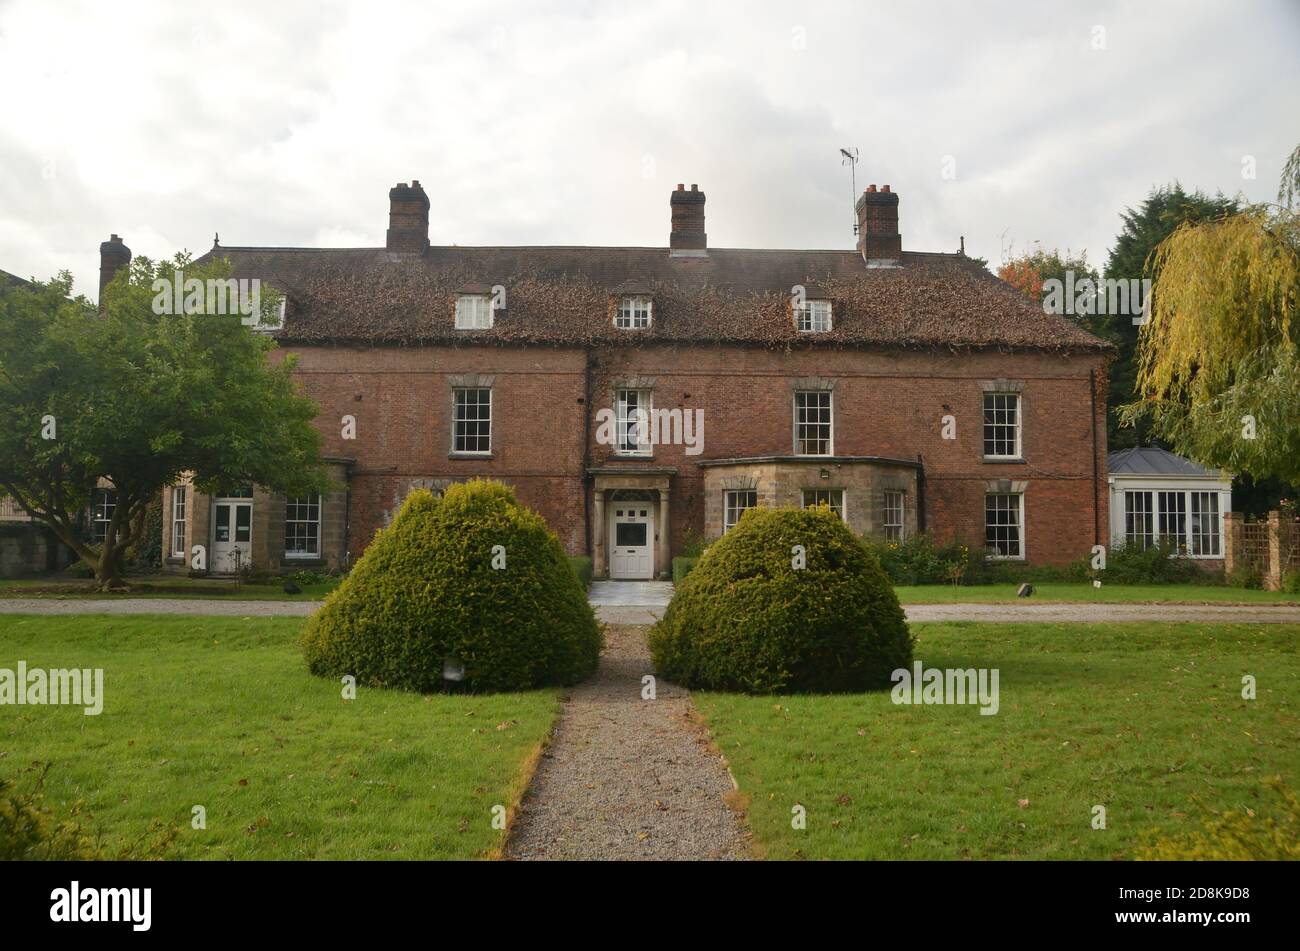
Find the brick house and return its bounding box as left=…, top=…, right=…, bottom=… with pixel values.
left=104, top=178, right=1112, bottom=579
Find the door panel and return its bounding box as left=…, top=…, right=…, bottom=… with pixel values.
left=609, top=505, right=654, bottom=580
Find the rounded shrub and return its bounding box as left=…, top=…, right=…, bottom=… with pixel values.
left=649, top=506, right=913, bottom=693
left=301, top=480, right=602, bottom=692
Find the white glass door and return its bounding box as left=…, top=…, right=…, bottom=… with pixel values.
left=212, top=501, right=253, bottom=574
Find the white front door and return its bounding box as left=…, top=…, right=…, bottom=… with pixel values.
left=610, top=503, right=654, bottom=580
left=212, top=500, right=253, bottom=574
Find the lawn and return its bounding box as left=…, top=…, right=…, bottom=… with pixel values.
left=0, top=614, right=560, bottom=859
left=892, top=582, right=1297, bottom=605
left=694, top=621, right=1300, bottom=860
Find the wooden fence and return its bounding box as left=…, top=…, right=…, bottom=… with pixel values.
left=1225, top=511, right=1298, bottom=591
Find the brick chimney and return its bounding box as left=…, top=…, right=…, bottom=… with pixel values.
left=98, top=234, right=131, bottom=298
left=386, top=180, right=430, bottom=254
left=855, top=184, right=901, bottom=261
left=669, top=183, right=707, bottom=255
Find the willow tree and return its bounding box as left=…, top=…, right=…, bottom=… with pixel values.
left=1120, top=145, right=1300, bottom=484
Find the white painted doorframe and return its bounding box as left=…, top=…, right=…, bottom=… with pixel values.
left=609, top=500, right=655, bottom=580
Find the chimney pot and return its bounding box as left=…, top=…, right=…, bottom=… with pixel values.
left=669, top=182, right=707, bottom=253
left=98, top=233, right=131, bottom=299
left=855, top=182, right=901, bottom=261
left=387, top=179, right=430, bottom=254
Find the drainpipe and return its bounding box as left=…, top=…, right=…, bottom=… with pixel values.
left=915, top=453, right=926, bottom=534
left=582, top=347, right=594, bottom=559
left=1090, top=369, right=1101, bottom=547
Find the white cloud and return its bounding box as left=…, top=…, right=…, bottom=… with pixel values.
left=0, top=0, right=1296, bottom=296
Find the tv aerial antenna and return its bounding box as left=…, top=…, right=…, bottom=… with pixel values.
left=840, top=147, right=860, bottom=235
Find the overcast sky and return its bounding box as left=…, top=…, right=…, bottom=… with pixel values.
left=1, top=0, right=1297, bottom=299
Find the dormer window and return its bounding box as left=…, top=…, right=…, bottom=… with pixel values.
left=455, top=294, right=493, bottom=330
left=616, top=296, right=653, bottom=329
left=795, top=299, right=832, bottom=333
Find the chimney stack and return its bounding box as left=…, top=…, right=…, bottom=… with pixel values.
left=386, top=180, right=430, bottom=254
left=669, top=183, right=707, bottom=255
left=855, top=184, right=901, bottom=261
left=98, top=234, right=131, bottom=298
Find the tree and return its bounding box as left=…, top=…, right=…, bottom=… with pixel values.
left=1105, top=184, right=1239, bottom=449
left=997, top=244, right=1114, bottom=342
left=1119, top=146, right=1300, bottom=484
left=0, top=255, right=328, bottom=589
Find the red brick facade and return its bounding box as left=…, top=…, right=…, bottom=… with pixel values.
left=124, top=176, right=1112, bottom=576
left=271, top=342, right=1108, bottom=570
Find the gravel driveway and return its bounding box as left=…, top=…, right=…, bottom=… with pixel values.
left=505, top=623, right=750, bottom=861
left=0, top=598, right=316, bottom=616
left=2, top=598, right=1298, bottom=625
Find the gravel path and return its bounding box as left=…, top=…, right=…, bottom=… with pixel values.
left=0, top=598, right=316, bottom=616
left=505, top=623, right=750, bottom=861
left=902, top=603, right=1300, bottom=624
left=2, top=597, right=1298, bottom=624
left=594, top=602, right=1300, bottom=625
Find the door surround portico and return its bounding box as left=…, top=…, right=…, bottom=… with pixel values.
left=588, top=466, right=676, bottom=580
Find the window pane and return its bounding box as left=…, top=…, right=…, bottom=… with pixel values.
left=616, top=296, right=652, bottom=329
left=1158, top=491, right=1187, bottom=553
left=1190, top=491, right=1221, bottom=556
left=985, top=493, right=1022, bottom=557
left=724, top=490, right=757, bottom=532
left=616, top=389, right=651, bottom=454
left=171, top=486, right=187, bottom=555
left=234, top=505, right=252, bottom=542
left=455, top=295, right=492, bottom=329
left=883, top=490, right=904, bottom=541
left=453, top=388, right=492, bottom=453
left=1125, top=490, right=1154, bottom=550
left=801, top=488, right=844, bottom=519
left=795, top=391, right=832, bottom=455
left=285, top=494, right=321, bottom=556
left=982, top=393, right=1020, bottom=458
left=795, top=299, right=832, bottom=332
left=615, top=522, right=648, bottom=547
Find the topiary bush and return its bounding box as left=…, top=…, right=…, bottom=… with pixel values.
left=567, top=556, right=593, bottom=589
left=650, top=506, right=913, bottom=693
left=301, top=480, right=602, bottom=692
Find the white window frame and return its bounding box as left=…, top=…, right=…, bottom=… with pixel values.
left=793, top=391, right=833, bottom=456
left=452, top=387, right=493, bottom=455
left=615, top=296, right=653, bottom=329
left=1124, top=487, right=1222, bottom=558
left=615, top=389, right=653, bottom=456
left=795, top=298, right=832, bottom=333
left=171, top=486, right=187, bottom=557
left=284, top=494, right=322, bottom=559
left=1124, top=490, right=1155, bottom=550
left=882, top=490, right=904, bottom=541
left=723, top=489, right=757, bottom=533
left=1189, top=490, right=1222, bottom=558
left=801, top=487, right=846, bottom=521
left=985, top=492, right=1025, bottom=560
left=982, top=392, right=1022, bottom=460
left=455, top=294, right=493, bottom=330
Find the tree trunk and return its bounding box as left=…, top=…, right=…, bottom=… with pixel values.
left=96, top=543, right=128, bottom=591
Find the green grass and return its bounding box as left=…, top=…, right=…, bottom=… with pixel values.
left=695, top=621, right=1300, bottom=860
left=0, top=576, right=342, bottom=601
left=0, top=614, right=560, bottom=859
left=892, top=582, right=1297, bottom=604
